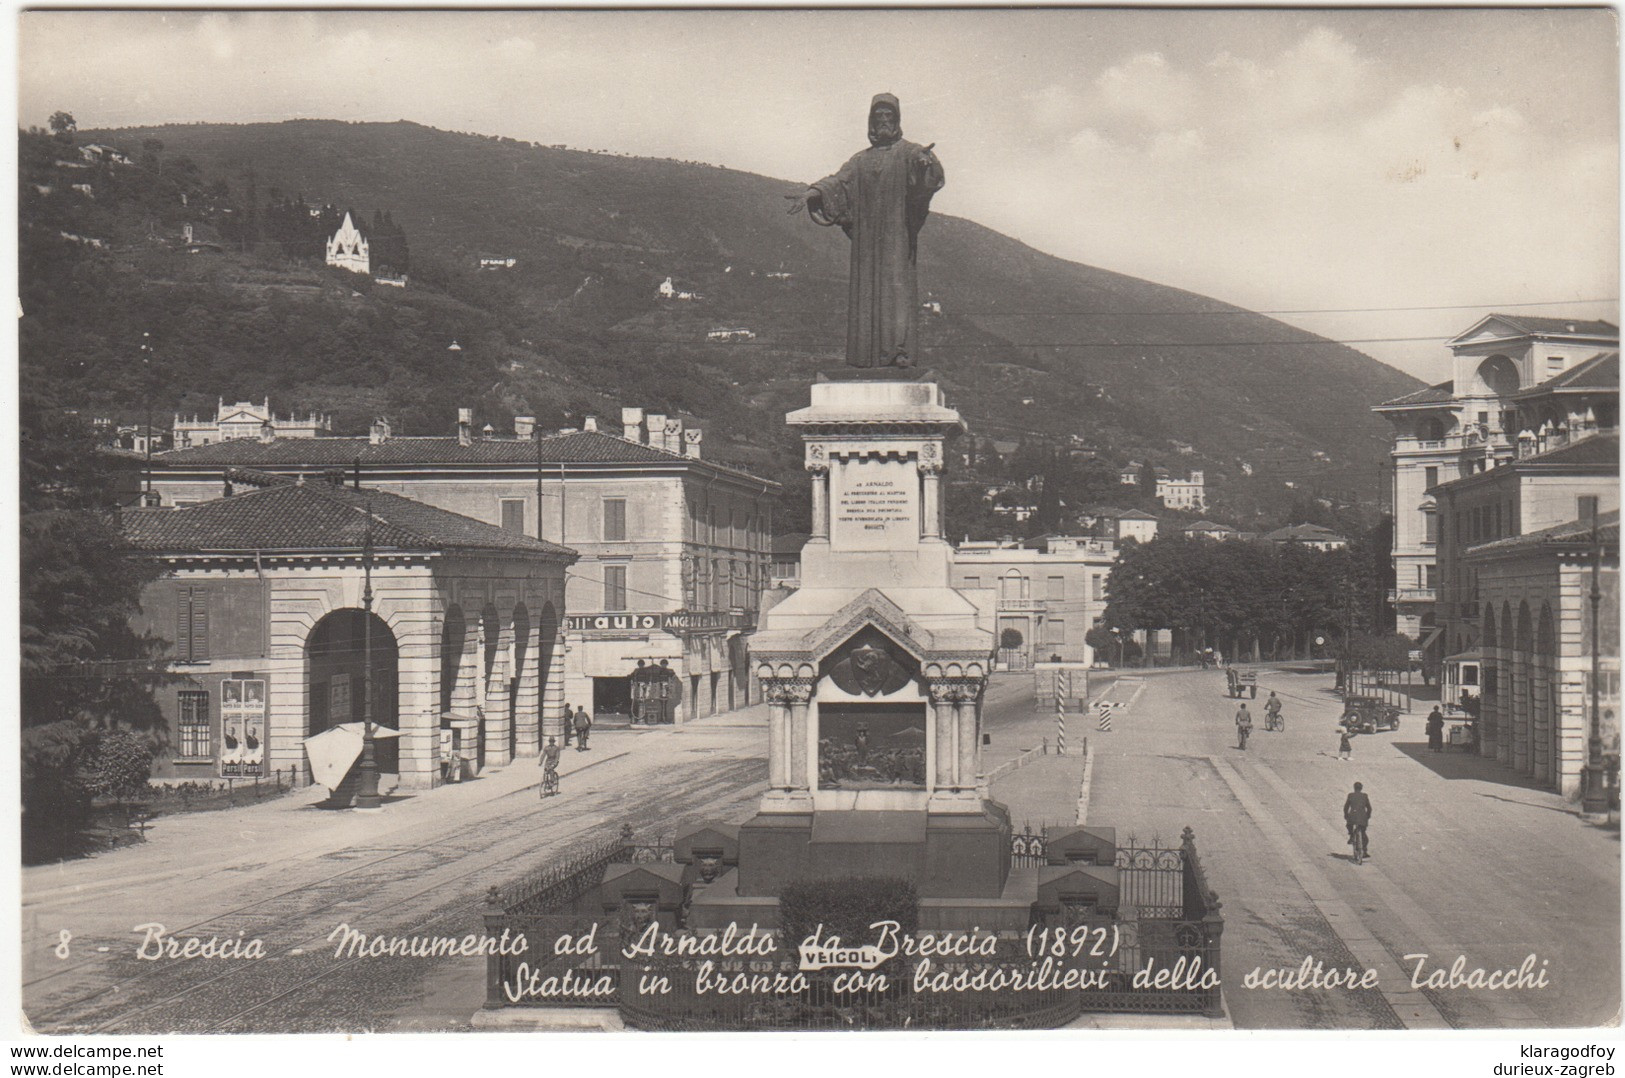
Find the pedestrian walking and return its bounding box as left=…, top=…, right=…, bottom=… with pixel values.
left=1426, top=706, right=1445, bottom=753
left=1338, top=727, right=1354, bottom=761
left=540, top=737, right=561, bottom=798
left=561, top=702, right=574, bottom=747
left=573, top=706, right=592, bottom=751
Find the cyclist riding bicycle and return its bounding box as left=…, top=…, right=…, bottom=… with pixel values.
left=540, top=736, right=562, bottom=798
left=1264, top=691, right=1284, bottom=731
left=1343, top=781, right=1372, bottom=862
left=1235, top=703, right=1253, bottom=750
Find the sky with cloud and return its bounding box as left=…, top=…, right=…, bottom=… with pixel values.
left=18, top=8, right=1619, bottom=382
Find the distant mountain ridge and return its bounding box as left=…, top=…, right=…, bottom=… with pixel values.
left=37, top=118, right=1422, bottom=522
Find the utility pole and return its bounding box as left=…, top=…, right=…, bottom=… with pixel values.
left=355, top=488, right=382, bottom=811
left=1582, top=499, right=1609, bottom=816
left=140, top=332, right=154, bottom=505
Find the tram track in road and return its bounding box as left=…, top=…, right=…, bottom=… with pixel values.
left=212, top=779, right=773, bottom=1034
left=22, top=751, right=635, bottom=1003
left=29, top=754, right=764, bottom=1034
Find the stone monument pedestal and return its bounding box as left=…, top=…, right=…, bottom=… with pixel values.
left=688, top=375, right=1034, bottom=933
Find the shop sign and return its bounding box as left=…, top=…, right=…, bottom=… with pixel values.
left=566, top=611, right=752, bottom=634
left=663, top=610, right=750, bottom=633
left=567, top=613, right=662, bottom=633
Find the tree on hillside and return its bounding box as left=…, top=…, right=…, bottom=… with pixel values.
left=48, top=111, right=76, bottom=139
left=20, top=390, right=165, bottom=862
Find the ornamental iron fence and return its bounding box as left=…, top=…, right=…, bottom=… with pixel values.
left=482, top=822, right=1223, bottom=1024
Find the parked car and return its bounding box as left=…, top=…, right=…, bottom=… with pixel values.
left=1340, top=696, right=1401, bottom=734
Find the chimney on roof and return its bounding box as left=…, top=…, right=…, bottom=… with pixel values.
left=482, top=423, right=496, bottom=438
left=258, top=419, right=275, bottom=444
left=457, top=408, right=473, bottom=447
left=514, top=415, right=535, bottom=440
left=663, top=417, right=684, bottom=454
left=684, top=426, right=703, bottom=459
left=622, top=407, right=645, bottom=443
left=645, top=414, right=667, bottom=450
left=370, top=417, right=392, bottom=445
left=584, top=415, right=599, bottom=433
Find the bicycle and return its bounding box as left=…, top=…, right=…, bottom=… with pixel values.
left=541, top=766, right=560, bottom=798
left=1237, top=722, right=1251, bottom=751
left=1265, top=709, right=1284, bottom=732
left=1347, top=821, right=1368, bottom=864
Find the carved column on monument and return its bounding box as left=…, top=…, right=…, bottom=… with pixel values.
left=919, top=446, right=943, bottom=541
left=926, top=677, right=983, bottom=792
left=763, top=676, right=815, bottom=791
left=807, top=448, right=830, bottom=540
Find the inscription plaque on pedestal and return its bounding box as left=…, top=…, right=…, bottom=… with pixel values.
left=831, top=457, right=918, bottom=551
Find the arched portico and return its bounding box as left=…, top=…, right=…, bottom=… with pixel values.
left=307, top=608, right=400, bottom=775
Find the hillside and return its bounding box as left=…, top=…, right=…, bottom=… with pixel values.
left=21, top=119, right=1422, bottom=532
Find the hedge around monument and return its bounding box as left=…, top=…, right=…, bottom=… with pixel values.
left=777, top=876, right=919, bottom=952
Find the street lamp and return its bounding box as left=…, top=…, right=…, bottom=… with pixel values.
left=354, top=489, right=382, bottom=811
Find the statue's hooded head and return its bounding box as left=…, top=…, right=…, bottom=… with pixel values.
left=868, top=93, right=903, bottom=147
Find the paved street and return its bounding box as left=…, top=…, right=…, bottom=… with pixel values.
left=22, top=713, right=771, bottom=1033
left=1061, top=665, right=1620, bottom=1030
left=22, top=667, right=1618, bottom=1033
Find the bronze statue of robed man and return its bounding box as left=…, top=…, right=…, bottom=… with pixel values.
left=788, top=93, right=944, bottom=369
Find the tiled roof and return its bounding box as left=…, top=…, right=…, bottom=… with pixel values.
left=1264, top=523, right=1346, bottom=543
left=1469, top=510, right=1619, bottom=556
left=1375, top=380, right=1454, bottom=409
left=154, top=429, right=776, bottom=485
left=1513, top=352, right=1619, bottom=398
left=1489, top=315, right=1618, bottom=338
left=124, top=482, right=577, bottom=557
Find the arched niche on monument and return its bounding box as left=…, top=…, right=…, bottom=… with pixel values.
left=814, top=627, right=928, bottom=792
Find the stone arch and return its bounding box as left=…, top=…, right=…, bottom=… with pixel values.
left=1477, top=354, right=1520, bottom=397
left=1516, top=601, right=1533, bottom=651
left=307, top=607, right=400, bottom=774
left=1534, top=603, right=1558, bottom=785
left=510, top=601, right=531, bottom=760
left=439, top=605, right=467, bottom=717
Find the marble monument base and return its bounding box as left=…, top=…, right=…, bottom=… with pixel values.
left=730, top=798, right=1012, bottom=902
left=686, top=856, right=1038, bottom=935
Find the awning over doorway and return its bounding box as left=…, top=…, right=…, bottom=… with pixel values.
left=303, top=723, right=401, bottom=791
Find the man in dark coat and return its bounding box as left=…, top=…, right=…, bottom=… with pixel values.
left=789, top=94, right=944, bottom=369
left=1343, top=782, right=1373, bottom=857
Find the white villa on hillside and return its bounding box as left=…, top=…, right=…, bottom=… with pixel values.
left=325, top=211, right=370, bottom=276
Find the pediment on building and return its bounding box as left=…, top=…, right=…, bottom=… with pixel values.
left=1449, top=314, right=1529, bottom=348
left=802, top=588, right=931, bottom=665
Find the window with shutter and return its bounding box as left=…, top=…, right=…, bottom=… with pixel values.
left=603, top=565, right=627, bottom=611
left=176, top=587, right=210, bottom=662
left=190, top=589, right=209, bottom=662
left=603, top=498, right=627, bottom=541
